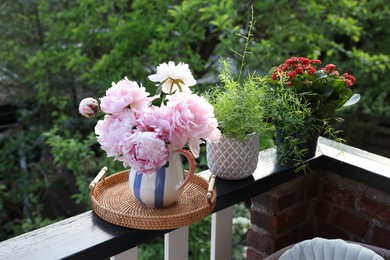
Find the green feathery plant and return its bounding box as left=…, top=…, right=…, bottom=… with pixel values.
left=263, top=56, right=360, bottom=173
left=262, top=85, right=336, bottom=172
left=232, top=6, right=255, bottom=83
left=207, top=6, right=267, bottom=140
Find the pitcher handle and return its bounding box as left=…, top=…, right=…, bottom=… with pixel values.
left=176, top=149, right=196, bottom=190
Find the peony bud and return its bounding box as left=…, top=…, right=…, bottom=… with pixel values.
left=79, top=98, right=99, bottom=118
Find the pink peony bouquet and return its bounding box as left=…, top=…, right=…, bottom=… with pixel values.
left=79, top=62, right=221, bottom=174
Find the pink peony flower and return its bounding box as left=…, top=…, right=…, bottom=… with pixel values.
left=137, top=106, right=173, bottom=142
left=100, top=77, right=156, bottom=114
left=79, top=97, right=99, bottom=118
left=167, top=93, right=221, bottom=157
left=148, top=61, right=196, bottom=94
left=95, top=109, right=137, bottom=158
left=81, top=61, right=222, bottom=173
left=121, top=131, right=169, bottom=174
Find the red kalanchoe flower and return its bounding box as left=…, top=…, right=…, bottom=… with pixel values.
left=310, top=59, right=321, bottom=64
left=273, top=57, right=323, bottom=82
left=342, top=73, right=356, bottom=86
left=272, top=57, right=356, bottom=89
left=323, top=64, right=336, bottom=72
left=298, top=57, right=310, bottom=65
left=271, top=57, right=358, bottom=111
left=295, top=66, right=305, bottom=74
left=343, top=73, right=356, bottom=83
left=272, top=67, right=281, bottom=80
left=344, top=79, right=353, bottom=86
left=307, top=67, right=316, bottom=75
left=287, top=71, right=297, bottom=80
left=285, top=57, right=298, bottom=65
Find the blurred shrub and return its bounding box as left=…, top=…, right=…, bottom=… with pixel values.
left=0, top=0, right=389, bottom=250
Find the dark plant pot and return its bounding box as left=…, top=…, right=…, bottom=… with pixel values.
left=276, top=128, right=320, bottom=162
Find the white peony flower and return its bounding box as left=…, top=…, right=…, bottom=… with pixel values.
left=148, top=61, right=196, bottom=94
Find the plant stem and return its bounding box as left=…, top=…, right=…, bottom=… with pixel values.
left=238, top=6, right=254, bottom=83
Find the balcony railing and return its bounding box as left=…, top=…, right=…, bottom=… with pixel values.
left=0, top=137, right=389, bottom=259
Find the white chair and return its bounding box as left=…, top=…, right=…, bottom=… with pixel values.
left=265, top=237, right=389, bottom=260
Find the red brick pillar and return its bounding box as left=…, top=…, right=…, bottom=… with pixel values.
left=315, top=172, right=390, bottom=249
left=247, top=169, right=390, bottom=259
left=247, top=174, right=318, bottom=259
left=360, top=188, right=390, bottom=249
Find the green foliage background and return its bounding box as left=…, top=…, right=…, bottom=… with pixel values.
left=0, top=0, right=389, bottom=258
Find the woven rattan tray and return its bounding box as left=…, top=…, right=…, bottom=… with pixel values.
left=90, top=169, right=216, bottom=230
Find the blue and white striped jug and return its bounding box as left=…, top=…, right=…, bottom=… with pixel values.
left=128, top=149, right=195, bottom=208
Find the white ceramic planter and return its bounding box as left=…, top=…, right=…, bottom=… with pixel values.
left=206, top=133, right=259, bottom=180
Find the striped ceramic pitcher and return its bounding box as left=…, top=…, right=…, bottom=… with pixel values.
left=128, top=149, right=195, bottom=208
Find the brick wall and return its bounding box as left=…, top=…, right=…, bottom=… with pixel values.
left=247, top=169, right=390, bottom=259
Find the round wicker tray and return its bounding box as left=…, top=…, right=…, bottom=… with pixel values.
left=90, top=170, right=216, bottom=230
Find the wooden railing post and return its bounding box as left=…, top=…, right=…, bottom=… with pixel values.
left=164, top=226, right=189, bottom=260
left=211, top=206, right=233, bottom=260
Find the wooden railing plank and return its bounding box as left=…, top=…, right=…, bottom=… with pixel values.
left=111, top=247, right=138, bottom=260
left=0, top=211, right=169, bottom=260
left=1, top=137, right=389, bottom=259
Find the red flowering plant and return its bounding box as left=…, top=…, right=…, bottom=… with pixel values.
left=264, top=57, right=360, bottom=170
left=270, top=57, right=360, bottom=120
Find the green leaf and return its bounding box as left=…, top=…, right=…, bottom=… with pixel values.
left=313, top=72, right=328, bottom=82
left=317, top=86, right=333, bottom=97
left=342, top=93, right=361, bottom=107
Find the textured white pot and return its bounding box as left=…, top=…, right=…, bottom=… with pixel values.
left=206, top=133, right=259, bottom=180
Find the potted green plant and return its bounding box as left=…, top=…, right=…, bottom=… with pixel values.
left=264, top=57, right=360, bottom=171
left=206, top=60, right=266, bottom=180
left=205, top=9, right=268, bottom=180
